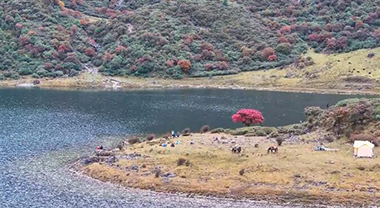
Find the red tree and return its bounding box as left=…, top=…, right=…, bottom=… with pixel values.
left=261, top=47, right=275, bottom=59
left=232, top=109, right=264, bottom=126
left=85, top=48, right=96, bottom=57
left=178, top=59, right=192, bottom=72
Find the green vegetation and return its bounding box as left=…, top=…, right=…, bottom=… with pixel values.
left=2, top=0, right=380, bottom=80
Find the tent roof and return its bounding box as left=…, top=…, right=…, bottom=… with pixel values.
left=353, top=140, right=375, bottom=148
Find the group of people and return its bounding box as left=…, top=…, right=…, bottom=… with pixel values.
left=171, top=130, right=180, bottom=138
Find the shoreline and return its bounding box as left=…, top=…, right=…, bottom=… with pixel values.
left=1, top=74, right=380, bottom=96
left=71, top=98, right=380, bottom=207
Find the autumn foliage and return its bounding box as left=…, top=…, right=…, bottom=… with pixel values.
left=178, top=59, right=191, bottom=72
left=232, top=109, right=264, bottom=126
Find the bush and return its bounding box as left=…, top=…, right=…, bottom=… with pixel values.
left=128, top=137, right=141, bottom=145
left=0, top=74, right=5, bottom=80
left=182, top=128, right=191, bottom=136
left=18, top=68, right=33, bottom=75
left=162, top=133, right=171, bottom=139
left=255, top=130, right=267, bottom=136
left=350, top=134, right=378, bottom=147
left=200, top=125, right=210, bottom=133
left=210, top=128, right=225, bottom=133
left=239, top=169, right=245, bottom=176
left=276, top=137, right=284, bottom=146
left=177, top=158, right=187, bottom=166
left=324, top=135, right=335, bottom=143
left=146, top=134, right=155, bottom=141
left=11, top=74, right=20, bottom=80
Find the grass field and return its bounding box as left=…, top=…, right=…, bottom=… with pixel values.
left=81, top=132, right=380, bottom=206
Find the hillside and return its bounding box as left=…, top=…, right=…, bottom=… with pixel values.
left=2, top=0, right=380, bottom=80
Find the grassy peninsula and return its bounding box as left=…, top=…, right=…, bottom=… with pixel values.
left=75, top=98, right=380, bottom=206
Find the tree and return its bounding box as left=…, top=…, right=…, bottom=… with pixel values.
left=178, top=59, right=191, bottom=72
left=222, top=0, right=228, bottom=7
left=232, top=109, right=264, bottom=126
left=261, top=47, right=275, bottom=59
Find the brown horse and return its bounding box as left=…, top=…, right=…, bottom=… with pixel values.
left=267, top=146, right=278, bottom=154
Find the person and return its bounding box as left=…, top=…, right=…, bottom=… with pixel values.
left=171, top=130, right=175, bottom=138
left=96, top=145, right=103, bottom=150
left=326, top=103, right=330, bottom=108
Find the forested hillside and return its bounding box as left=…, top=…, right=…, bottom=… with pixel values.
left=1, top=0, right=380, bottom=80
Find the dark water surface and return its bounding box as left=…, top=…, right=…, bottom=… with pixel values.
left=0, top=88, right=368, bottom=207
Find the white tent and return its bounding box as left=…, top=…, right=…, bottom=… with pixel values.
left=353, top=141, right=375, bottom=158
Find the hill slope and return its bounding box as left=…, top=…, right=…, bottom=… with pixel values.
left=1, top=0, right=380, bottom=80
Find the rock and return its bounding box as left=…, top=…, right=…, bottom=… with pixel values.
left=33, top=80, right=40, bottom=85
left=131, top=164, right=139, bottom=171
left=106, top=156, right=117, bottom=165
left=96, top=151, right=114, bottom=157
left=80, top=156, right=100, bottom=165
left=162, top=172, right=176, bottom=178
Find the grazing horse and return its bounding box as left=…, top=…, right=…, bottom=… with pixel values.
left=267, top=146, right=278, bottom=154
left=232, top=146, right=242, bottom=154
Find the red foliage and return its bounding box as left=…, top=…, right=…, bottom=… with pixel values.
left=324, top=23, right=333, bottom=32
left=184, top=36, right=194, bottom=45
left=80, top=19, right=90, bottom=26
left=326, top=38, right=336, bottom=50
left=308, top=33, right=319, bottom=41
left=70, top=25, right=79, bottom=35
left=19, top=36, right=31, bottom=46
left=57, top=44, right=71, bottom=53
left=166, top=59, right=176, bottom=67
left=102, top=53, right=115, bottom=62
left=200, top=42, right=215, bottom=51
left=85, top=48, right=96, bottom=57
left=28, top=31, right=36, bottom=36
left=205, top=63, right=214, bottom=71
left=279, top=25, right=291, bottom=34
left=336, top=37, right=348, bottom=49
left=193, top=54, right=202, bottom=61
left=278, top=36, right=289, bottom=43
left=355, top=20, right=363, bottom=29
left=267, top=54, right=277, bottom=61
left=15, top=23, right=23, bottom=29
left=44, top=63, right=54, bottom=70
left=65, top=53, right=79, bottom=63
left=373, top=28, right=380, bottom=38
left=216, top=61, right=229, bottom=70
left=178, top=59, right=192, bottom=72
left=115, top=45, right=127, bottom=54
left=232, top=109, right=264, bottom=126
left=261, top=47, right=275, bottom=59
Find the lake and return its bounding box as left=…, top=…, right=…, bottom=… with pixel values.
left=0, top=88, right=369, bottom=207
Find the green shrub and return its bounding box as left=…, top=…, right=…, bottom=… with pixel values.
left=255, top=130, right=267, bottom=136
left=31, top=73, right=40, bottom=78
left=18, top=68, right=33, bottom=75
left=11, top=74, right=20, bottom=80
left=210, top=128, right=225, bottom=133
left=0, top=74, right=5, bottom=80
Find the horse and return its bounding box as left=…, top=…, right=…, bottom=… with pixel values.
left=267, top=146, right=278, bottom=154
left=232, top=146, right=242, bottom=154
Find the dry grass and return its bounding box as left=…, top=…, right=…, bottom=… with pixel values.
left=82, top=132, right=380, bottom=206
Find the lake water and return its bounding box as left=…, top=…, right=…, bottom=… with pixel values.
left=0, top=88, right=368, bottom=207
